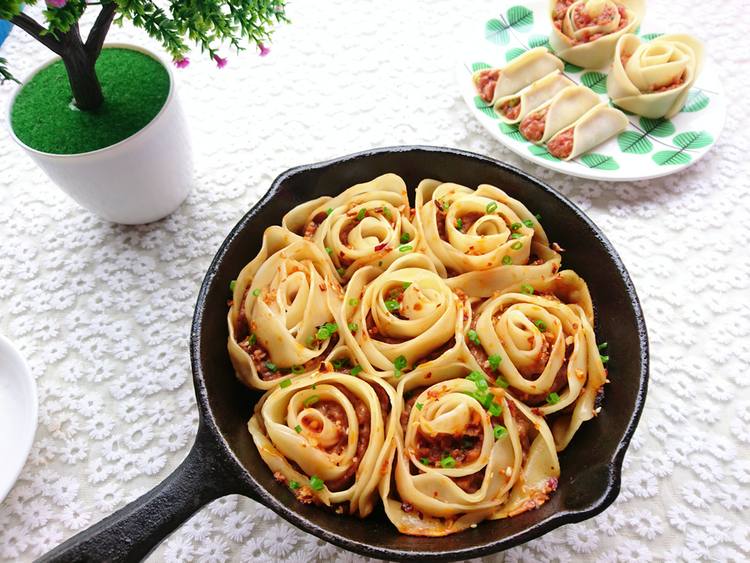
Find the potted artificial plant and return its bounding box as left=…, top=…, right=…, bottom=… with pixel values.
left=0, top=0, right=288, bottom=224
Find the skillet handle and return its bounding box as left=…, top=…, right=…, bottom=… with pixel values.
left=36, top=421, right=254, bottom=563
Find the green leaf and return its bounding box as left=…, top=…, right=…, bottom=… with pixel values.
left=581, top=154, right=620, bottom=170
left=499, top=122, right=528, bottom=142
left=474, top=96, right=499, bottom=119
left=652, top=150, right=692, bottom=166
left=673, top=131, right=714, bottom=150
left=564, top=62, right=584, bottom=73
left=485, top=18, right=510, bottom=46
left=471, top=62, right=493, bottom=73
left=506, top=48, right=527, bottom=62
left=634, top=25, right=641, bottom=36
left=609, top=100, right=636, bottom=116
left=617, top=131, right=653, bottom=155
left=681, top=90, right=709, bottom=113
left=580, top=72, right=608, bottom=94
left=507, top=6, right=534, bottom=33
left=641, top=32, right=664, bottom=42
left=528, top=34, right=551, bottom=50
left=528, top=144, right=561, bottom=161
left=639, top=117, right=676, bottom=138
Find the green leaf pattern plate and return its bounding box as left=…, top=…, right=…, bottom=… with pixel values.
left=456, top=0, right=726, bottom=181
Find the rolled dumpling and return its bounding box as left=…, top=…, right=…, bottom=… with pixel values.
left=493, top=70, right=574, bottom=124
left=606, top=33, right=706, bottom=119
left=472, top=47, right=564, bottom=105
left=519, top=85, right=602, bottom=144
left=546, top=103, right=629, bottom=161
left=549, top=0, right=646, bottom=68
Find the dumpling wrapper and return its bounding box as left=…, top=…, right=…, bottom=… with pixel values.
left=493, top=70, right=574, bottom=124
left=546, top=103, right=629, bottom=161
left=472, top=47, right=564, bottom=105
left=520, top=85, right=602, bottom=144
left=606, top=33, right=706, bottom=119
left=549, top=0, right=646, bottom=69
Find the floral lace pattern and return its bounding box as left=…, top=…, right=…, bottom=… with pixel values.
left=1, top=0, right=748, bottom=561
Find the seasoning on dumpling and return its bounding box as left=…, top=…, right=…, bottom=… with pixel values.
left=606, top=33, right=706, bottom=119
left=549, top=0, right=646, bottom=68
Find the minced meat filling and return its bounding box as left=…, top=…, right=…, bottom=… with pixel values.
left=520, top=106, right=549, bottom=142
left=475, top=68, right=501, bottom=103
left=548, top=128, right=575, bottom=159
left=496, top=97, right=522, bottom=120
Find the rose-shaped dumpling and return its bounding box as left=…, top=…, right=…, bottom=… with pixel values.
left=549, top=0, right=646, bottom=68
left=606, top=33, right=706, bottom=119
left=248, top=369, right=397, bottom=517
left=341, top=254, right=469, bottom=381
left=380, top=366, right=560, bottom=536
left=415, top=180, right=561, bottom=294
left=228, top=226, right=345, bottom=390
left=466, top=271, right=607, bottom=450
left=282, top=173, right=419, bottom=284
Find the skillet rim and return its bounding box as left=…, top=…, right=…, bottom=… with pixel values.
left=190, top=144, right=649, bottom=561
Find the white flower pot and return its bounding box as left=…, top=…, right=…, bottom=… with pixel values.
left=5, top=43, right=193, bottom=225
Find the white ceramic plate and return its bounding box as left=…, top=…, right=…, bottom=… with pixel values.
left=456, top=0, right=726, bottom=181
left=0, top=334, right=38, bottom=503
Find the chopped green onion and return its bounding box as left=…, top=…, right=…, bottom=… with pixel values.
left=357, top=208, right=366, bottom=221
left=521, top=284, right=534, bottom=295
left=493, top=425, right=508, bottom=440
left=332, top=357, right=350, bottom=370
left=378, top=261, right=383, bottom=267
left=416, top=402, right=423, bottom=411
left=294, top=425, right=302, bottom=433
left=310, top=476, right=325, bottom=490
left=304, top=396, right=320, bottom=407
left=348, top=323, right=358, bottom=333
left=385, top=300, right=400, bottom=312
left=349, top=298, right=359, bottom=306
left=316, top=327, right=331, bottom=340
left=324, top=322, right=337, bottom=334
left=326, top=208, right=333, bottom=216
left=394, top=355, right=407, bottom=377
left=546, top=392, right=561, bottom=405
left=253, top=289, right=261, bottom=297
left=511, top=233, right=523, bottom=239
left=229, top=280, right=236, bottom=291
left=289, top=480, right=300, bottom=489
left=600, top=355, right=609, bottom=364
left=467, top=329, right=481, bottom=345
left=399, top=245, right=412, bottom=252
left=384, top=208, right=391, bottom=221
left=351, top=365, right=363, bottom=376
left=326, top=247, right=333, bottom=255
left=486, top=202, right=498, bottom=214
left=420, top=458, right=430, bottom=466
left=292, top=365, right=304, bottom=375
left=495, top=375, right=510, bottom=388
left=510, top=222, right=522, bottom=231
left=400, top=232, right=410, bottom=244
left=511, top=242, right=523, bottom=250
left=535, top=214, right=542, bottom=220
left=488, top=402, right=503, bottom=417
left=502, top=256, right=513, bottom=265
left=312, top=383, right=316, bottom=390
left=306, top=337, right=316, bottom=349
left=402, top=282, right=411, bottom=290
left=523, top=219, right=534, bottom=227
left=534, top=320, right=547, bottom=331
left=247, top=334, right=257, bottom=346
left=337, top=268, right=346, bottom=276
left=598, top=342, right=608, bottom=350
left=488, top=354, right=502, bottom=371
left=441, top=452, right=456, bottom=468
left=265, top=362, right=278, bottom=373
left=456, top=218, right=463, bottom=230
left=280, top=379, right=291, bottom=388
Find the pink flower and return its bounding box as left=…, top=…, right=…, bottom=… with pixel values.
left=47, top=0, right=67, bottom=7
left=172, top=57, right=190, bottom=69
left=258, top=43, right=270, bottom=57
left=213, top=55, right=227, bottom=69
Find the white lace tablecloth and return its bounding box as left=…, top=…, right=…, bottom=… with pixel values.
left=1, top=0, right=749, bottom=561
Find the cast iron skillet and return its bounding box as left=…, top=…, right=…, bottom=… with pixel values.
left=37, top=146, right=649, bottom=563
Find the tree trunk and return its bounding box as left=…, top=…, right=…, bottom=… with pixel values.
left=60, top=44, right=104, bottom=111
